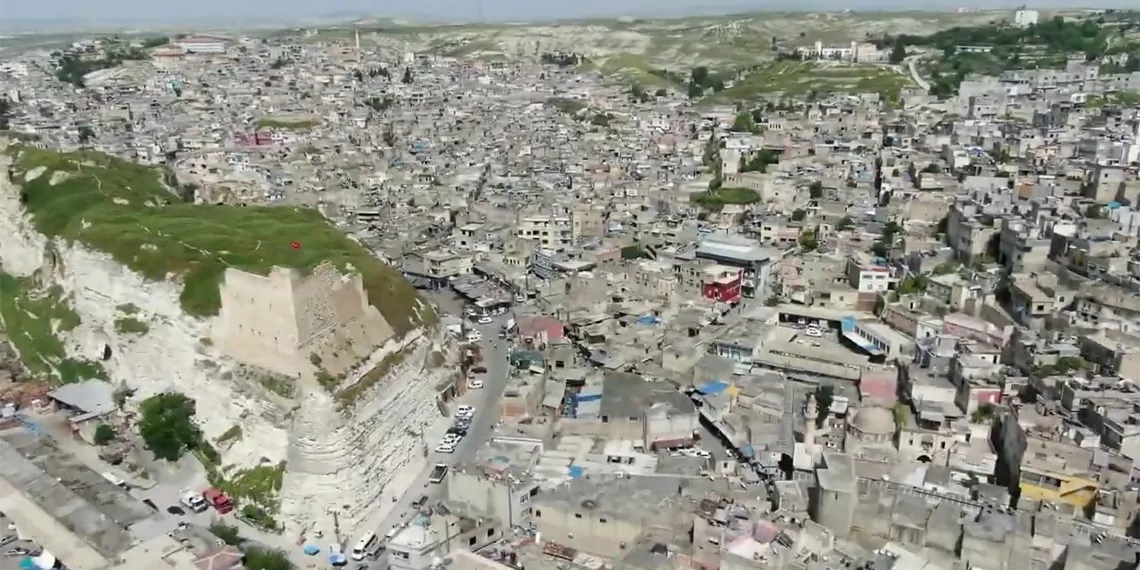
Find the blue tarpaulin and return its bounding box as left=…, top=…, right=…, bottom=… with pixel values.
left=696, top=381, right=728, bottom=395
left=303, top=545, right=320, bottom=555
left=636, top=315, right=659, bottom=326
left=19, top=559, right=35, bottom=570
left=738, top=445, right=754, bottom=459
left=568, top=465, right=584, bottom=479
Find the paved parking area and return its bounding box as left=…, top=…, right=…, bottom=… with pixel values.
left=0, top=512, right=41, bottom=570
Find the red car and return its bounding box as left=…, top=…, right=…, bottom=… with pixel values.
left=203, top=488, right=234, bottom=514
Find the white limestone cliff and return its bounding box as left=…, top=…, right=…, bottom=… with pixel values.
left=0, top=148, right=453, bottom=537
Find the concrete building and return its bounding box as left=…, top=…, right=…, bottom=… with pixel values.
left=811, top=451, right=857, bottom=539
left=1013, top=9, right=1039, bottom=27
left=0, top=427, right=170, bottom=570
left=387, top=512, right=502, bottom=570
left=530, top=475, right=688, bottom=558
left=447, top=440, right=542, bottom=529
left=694, top=234, right=773, bottom=299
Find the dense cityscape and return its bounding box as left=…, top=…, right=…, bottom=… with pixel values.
left=0, top=6, right=1139, bottom=570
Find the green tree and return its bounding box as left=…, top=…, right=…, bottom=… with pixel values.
left=813, top=384, right=835, bottom=428
left=138, top=392, right=202, bottom=461
left=896, top=274, right=928, bottom=295
left=808, top=181, right=824, bottom=199
left=208, top=522, right=245, bottom=547
left=93, top=424, right=116, bottom=445
left=401, top=67, right=413, bottom=84
left=882, top=220, right=902, bottom=243
left=78, top=125, right=95, bottom=144
left=798, top=229, right=819, bottom=252
left=1054, top=356, right=1085, bottom=374
left=731, top=111, right=755, bottom=133
left=889, top=38, right=907, bottom=64
left=0, top=96, right=11, bottom=130
left=791, top=209, right=807, bottom=222
left=621, top=245, right=647, bottom=259
left=243, top=546, right=293, bottom=570
left=871, top=241, right=889, bottom=258
left=970, top=403, right=996, bottom=424
left=836, top=216, right=854, bottom=231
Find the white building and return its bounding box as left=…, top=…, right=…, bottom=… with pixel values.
left=845, top=255, right=892, bottom=294
left=1014, top=9, right=1039, bottom=28
left=174, top=36, right=227, bottom=54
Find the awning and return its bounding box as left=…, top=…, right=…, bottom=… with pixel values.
left=842, top=330, right=883, bottom=356
left=697, top=381, right=729, bottom=395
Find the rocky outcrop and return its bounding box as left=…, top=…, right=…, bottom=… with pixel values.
left=0, top=145, right=454, bottom=537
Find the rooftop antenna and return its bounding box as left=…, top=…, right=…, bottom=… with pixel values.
left=476, top=0, right=485, bottom=23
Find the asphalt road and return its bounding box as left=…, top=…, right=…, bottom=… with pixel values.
left=360, top=316, right=512, bottom=568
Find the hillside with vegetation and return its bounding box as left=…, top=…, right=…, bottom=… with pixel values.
left=888, top=13, right=1140, bottom=97
left=5, top=145, right=434, bottom=337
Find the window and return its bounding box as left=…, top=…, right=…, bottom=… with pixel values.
left=575, top=513, right=583, bottom=519
left=535, top=510, right=542, bottom=518
left=599, top=518, right=607, bottom=523
left=469, top=536, right=477, bottom=546
left=488, top=529, right=495, bottom=537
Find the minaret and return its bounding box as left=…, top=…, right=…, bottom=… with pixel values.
left=804, top=393, right=819, bottom=446
left=354, top=30, right=361, bottom=57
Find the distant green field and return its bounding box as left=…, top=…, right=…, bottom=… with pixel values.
left=256, top=117, right=319, bottom=130
left=7, top=146, right=433, bottom=336
left=711, top=61, right=911, bottom=106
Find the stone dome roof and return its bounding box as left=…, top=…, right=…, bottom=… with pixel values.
left=851, top=406, right=895, bottom=435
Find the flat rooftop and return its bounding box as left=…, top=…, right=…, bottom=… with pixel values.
left=0, top=427, right=154, bottom=561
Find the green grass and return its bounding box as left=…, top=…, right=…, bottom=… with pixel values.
left=0, top=273, right=108, bottom=384
left=255, top=117, right=319, bottom=130
left=221, top=461, right=287, bottom=512
left=546, top=97, right=587, bottom=116
left=336, top=347, right=407, bottom=409
left=7, top=146, right=434, bottom=337
left=218, top=424, right=243, bottom=444
left=691, top=187, right=761, bottom=209
left=258, top=374, right=296, bottom=398
left=711, top=61, right=910, bottom=106
left=114, top=317, right=149, bottom=335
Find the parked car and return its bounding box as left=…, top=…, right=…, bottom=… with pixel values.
left=471, top=365, right=487, bottom=374
left=456, top=405, right=476, bottom=418
left=203, top=488, right=234, bottom=514
left=467, top=379, right=484, bottom=389
left=179, top=490, right=208, bottom=513
left=477, top=316, right=493, bottom=325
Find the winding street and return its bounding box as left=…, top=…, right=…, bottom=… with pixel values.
left=906, top=56, right=931, bottom=93
left=362, top=315, right=512, bottom=569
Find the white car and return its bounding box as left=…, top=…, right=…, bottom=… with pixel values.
left=442, top=433, right=462, bottom=444
left=179, top=490, right=208, bottom=513
left=477, top=316, right=493, bottom=324
left=467, top=379, right=484, bottom=389
left=435, top=442, right=456, bottom=454
left=456, top=405, right=476, bottom=418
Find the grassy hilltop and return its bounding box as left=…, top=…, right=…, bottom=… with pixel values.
left=5, top=146, right=433, bottom=337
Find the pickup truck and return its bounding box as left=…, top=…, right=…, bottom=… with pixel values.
left=428, top=463, right=448, bottom=484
